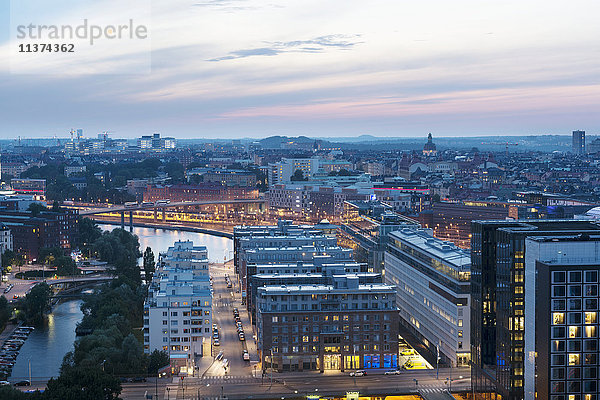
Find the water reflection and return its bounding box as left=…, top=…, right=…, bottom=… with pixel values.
left=10, top=225, right=231, bottom=381
left=10, top=300, right=83, bottom=380
left=97, top=224, right=233, bottom=263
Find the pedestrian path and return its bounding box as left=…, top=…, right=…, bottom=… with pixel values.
left=201, top=375, right=257, bottom=384
left=419, top=385, right=455, bottom=399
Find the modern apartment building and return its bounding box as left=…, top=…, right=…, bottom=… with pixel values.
left=256, top=275, right=398, bottom=372
left=247, top=260, right=373, bottom=319
left=470, top=220, right=600, bottom=400
left=233, top=219, right=340, bottom=300
left=385, top=227, right=471, bottom=367
left=144, top=241, right=212, bottom=375
left=267, top=157, right=320, bottom=187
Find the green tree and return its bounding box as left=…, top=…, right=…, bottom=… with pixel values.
left=147, top=350, right=169, bottom=374
left=164, top=161, right=184, bottom=182
left=290, top=169, right=307, bottom=181
left=45, top=366, right=121, bottom=400
left=27, top=202, right=48, bottom=217
left=23, top=282, right=51, bottom=324
left=142, top=247, right=155, bottom=284
left=78, top=218, right=102, bottom=255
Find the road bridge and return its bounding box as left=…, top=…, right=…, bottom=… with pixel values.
left=73, top=199, right=266, bottom=231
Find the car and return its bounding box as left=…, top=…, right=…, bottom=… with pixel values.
left=14, top=380, right=31, bottom=386
left=384, top=369, right=401, bottom=375
left=132, top=377, right=147, bottom=382
left=213, top=339, right=220, bottom=346
left=238, top=333, right=245, bottom=341
left=349, top=370, right=366, bottom=377
left=242, top=350, right=250, bottom=361
left=0, top=380, right=10, bottom=386
left=401, top=349, right=416, bottom=356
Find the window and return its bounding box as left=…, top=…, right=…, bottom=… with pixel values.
left=553, top=313, right=565, bottom=325
left=569, top=271, right=582, bottom=283
left=458, top=330, right=463, bottom=337
left=584, top=270, right=598, bottom=283
left=553, top=271, right=566, bottom=283
left=585, top=312, right=597, bottom=324
left=568, top=285, right=582, bottom=297
left=553, top=286, right=566, bottom=297
left=458, top=319, right=463, bottom=327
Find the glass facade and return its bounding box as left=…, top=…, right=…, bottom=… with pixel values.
left=548, top=267, right=600, bottom=400
left=470, top=220, right=600, bottom=400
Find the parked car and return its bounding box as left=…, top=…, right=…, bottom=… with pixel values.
left=213, top=338, right=220, bottom=346
left=14, top=380, right=31, bottom=386
left=349, top=370, right=366, bottom=377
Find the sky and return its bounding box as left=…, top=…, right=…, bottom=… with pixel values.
left=0, top=0, right=599, bottom=139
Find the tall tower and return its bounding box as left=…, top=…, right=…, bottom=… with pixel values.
left=572, top=130, right=585, bottom=154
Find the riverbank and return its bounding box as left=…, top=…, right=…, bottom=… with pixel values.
left=91, top=218, right=233, bottom=239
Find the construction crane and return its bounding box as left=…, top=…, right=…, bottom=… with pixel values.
left=480, top=141, right=519, bottom=156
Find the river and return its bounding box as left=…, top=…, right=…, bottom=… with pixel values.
left=10, top=224, right=232, bottom=381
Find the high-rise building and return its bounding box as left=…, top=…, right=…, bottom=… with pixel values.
left=573, top=130, right=586, bottom=154
left=470, top=220, right=600, bottom=400
left=524, top=234, right=600, bottom=400
left=144, top=241, right=212, bottom=375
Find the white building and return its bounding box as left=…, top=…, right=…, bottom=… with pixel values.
left=385, top=227, right=471, bottom=367
left=268, top=157, right=321, bottom=187
left=144, top=241, right=212, bottom=375
left=0, top=223, right=12, bottom=254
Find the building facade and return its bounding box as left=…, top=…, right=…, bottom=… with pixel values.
left=144, top=241, right=212, bottom=375
left=573, top=130, right=586, bottom=155
left=524, top=234, right=600, bottom=400
left=256, top=276, right=398, bottom=372
left=470, top=220, right=600, bottom=400
left=385, top=227, right=471, bottom=367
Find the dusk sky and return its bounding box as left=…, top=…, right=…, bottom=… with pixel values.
left=1, top=0, right=599, bottom=139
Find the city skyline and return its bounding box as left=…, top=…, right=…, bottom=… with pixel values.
left=1, top=0, right=599, bottom=138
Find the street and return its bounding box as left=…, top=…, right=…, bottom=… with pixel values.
left=121, top=367, right=471, bottom=399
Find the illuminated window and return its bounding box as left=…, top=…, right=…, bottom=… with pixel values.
left=585, top=312, right=597, bottom=324
left=553, top=313, right=565, bottom=325
left=568, top=353, right=581, bottom=366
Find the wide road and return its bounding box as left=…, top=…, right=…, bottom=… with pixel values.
left=203, top=261, right=257, bottom=378
left=121, top=368, right=471, bottom=399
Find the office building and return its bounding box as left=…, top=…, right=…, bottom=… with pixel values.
left=143, top=183, right=259, bottom=202
left=10, top=178, right=46, bottom=195
left=470, top=220, right=600, bottom=400
left=524, top=234, right=600, bottom=400
left=144, top=241, right=212, bottom=375
left=573, top=130, right=586, bottom=155
left=385, top=227, right=471, bottom=367
left=256, top=275, right=398, bottom=372
left=0, top=209, right=78, bottom=261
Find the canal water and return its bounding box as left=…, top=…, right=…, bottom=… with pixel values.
left=10, top=224, right=232, bottom=381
